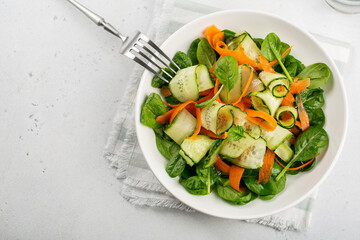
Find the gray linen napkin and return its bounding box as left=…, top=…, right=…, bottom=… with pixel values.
left=104, top=0, right=351, bottom=231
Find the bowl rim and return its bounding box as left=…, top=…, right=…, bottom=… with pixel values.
left=134, top=9, right=348, bottom=219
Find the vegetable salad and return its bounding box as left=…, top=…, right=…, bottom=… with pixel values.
left=140, top=25, right=329, bottom=204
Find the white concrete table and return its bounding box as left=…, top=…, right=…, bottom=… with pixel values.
left=1, top=0, right=359, bottom=239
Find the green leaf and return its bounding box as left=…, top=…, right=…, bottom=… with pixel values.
left=300, top=88, right=325, bottom=112
left=197, top=38, right=217, bottom=70
left=297, top=63, right=331, bottom=89
left=227, top=126, right=245, bottom=141
left=166, top=154, right=186, bottom=178
left=275, top=55, right=305, bottom=78
left=253, top=38, right=264, bottom=49
left=154, top=129, right=181, bottom=160
left=223, top=29, right=236, bottom=44
left=276, top=126, right=329, bottom=181
left=213, top=56, right=239, bottom=91
left=187, top=38, right=201, bottom=65
left=171, top=51, right=192, bottom=70
left=243, top=162, right=286, bottom=197
left=180, top=176, right=209, bottom=195
left=196, top=161, right=220, bottom=194
left=261, top=33, right=282, bottom=62
left=165, top=95, right=181, bottom=105
left=140, top=93, right=168, bottom=129
left=151, top=68, right=174, bottom=88
left=216, top=179, right=256, bottom=205
left=308, top=108, right=325, bottom=127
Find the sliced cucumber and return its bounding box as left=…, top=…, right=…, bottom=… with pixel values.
left=164, top=109, right=197, bottom=145
left=204, top=139, right=224, bottom=167
left=241, top=65, right=265, bottom=96
left=220, top=66, right=242, bottom=103
left=201, top=101, right=234, bottom=135
left=180, top=135, right=214, bottom=164
left=250, top=89, right=283, bottom=117
left=228, top=105, right=261, bottom=139
left=179, top=150, right=194, bottom=166
left=228, top=32, right=262, bottom=63
left=196, top=64, right=214, bottom=92
left=275, top=106, right=298, bottom=129
left=169, top=65, right=199, bottom=102
left=261, top=125, right=293, bottom=151
left=219, top=132, right=255, bottom=158
left=229, top=138, right=267, bottom=169
left=259, top=71, right=290, bottom=98
left=275, top=142, right=294, bottom=162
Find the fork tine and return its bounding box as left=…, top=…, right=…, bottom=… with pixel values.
left=127, top=53, right=169, bottom=83
left=134, top=49, right=174, bottom=80
left=143, top=39, right=181, bottom=71
left=141, top=45, right=177, bottom=75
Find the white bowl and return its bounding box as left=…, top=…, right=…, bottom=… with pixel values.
left=135, top=10, right=348, bottom=219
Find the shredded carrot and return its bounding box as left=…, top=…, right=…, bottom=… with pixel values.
left=212, top=32, right=224, bottom=49
left=275, top=156, right=317, bottom=171
left=164, top=102, right=179, bottom=108
left=232, top=70, right=254, bottom=105
left=214, top=157, right=230, bottom=174
left=229, top=165, right=245, bottom=192
left=235, top=96, right=252, bottom=111
left=204, top=25, right=222, bottom=49
left=281, top=92, right=295, bottom=106
left=185, top=104, right=197, bottom=116
left=245, top=109, right=277, bottom=131
left=290, top=78, right=310, bottom=94
left=161, top=86, right=172, bottom=98
left=259, top=55, right=276, bottom=73
left=169, top=101, right=195, bottom=123
left=188, top=108, right=202, bottom=139
left=197, top=91, right=215, bottom=104
left=257, top=148, right=275, bottom=184
left=297, top=99, right=310, bottom=131
left=156, top=108, right=176, bottom=124
left=200, top=127, right=228, bottom=139
left=215, top=41, right=258, bottom=68
left=246, top=116, right=264, bottom=125
left=199, top=89, right=213, bottom=96
left=295, top=120, right=302, bottom=129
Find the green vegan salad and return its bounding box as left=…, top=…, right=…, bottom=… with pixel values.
left=140, top=25, right=330, bottom=205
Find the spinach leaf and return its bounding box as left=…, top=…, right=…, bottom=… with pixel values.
left=171, top=51, right=192, bottom=70
left=140, top=93, right=168, bottom=129
left=165, top=95, right=181, bottom=105
left=181, top=164, right=197, bottom=179
left=166, top=154, right=186, bottom=178
left=297, top=63, right=331, bottom=89
left=223, top=29, right=236, bottom=44
left=300, top=88, right=325, bottom=112
left=196, top=161, right=220, bottom=194
left=216, top=178, right=257, bottom=205
left=253, top=38, right=264, bottom=49
left=180, top=176, right=208, bottom=195
left=308, top=108, right=325, bottom=127
left=213, top=56, right=239, bottom=91
left=285, top=158, right=317, bottom=175
left=227, top=126, right=245, bottom=141
left=151, top=68, right=174, bottom=88
left=276, top=126, right=329, bottom=181
left=261, top=33, right=292, bottom=81
left=187, top=39, right=201, bottom=65
left=197, top=38, right=217, bottom=70
left=244, top=162, right=286, bottom=197
left=274, top=55, right=305, bottom=78
left=154, top=129, right=181, bottom=160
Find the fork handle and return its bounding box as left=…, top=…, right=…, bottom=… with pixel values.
left=67, top=0, right=128, bottom=42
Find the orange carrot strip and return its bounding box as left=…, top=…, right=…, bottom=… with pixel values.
left=188, top=108, right=202, bottom=139
left=161, top=86, right=172, bottom=98
left=185, top=104, right=197, bottom=116
left=164, top=102, right=179, bottom=108
left=212, top=32, right=224, bottom=49
left=295, top=120, right=302, bottom=129
left=156, top=108, right=176, bottom=124
left=235, top=96, right=252, bottom=111
left=229, top=165, right=245, bottom=192
left=232, top=70, right=254, bottom=105
left=297, top=99, right=310, bottom=131
left=169, top=101, right=195, bottom=123
left=259, top=55, right=276, bottom=73
left=281, top=92, right=295, bottom=106
left=245, top=109, right=277, bottom=131
left=257, top=148, right=275, bottom=184
left=275, top=156, right=316, bottom=171
left=204, top=25, right=222, bottom=48
left=281, top=45, right=294, bottom=58
left=290, top=78, right=310, bottom=94
left=246, top=116, right=264, bottom=125
left=214, top=157, right=230, bottom=174
left=200, top=127, right=228, bottom=139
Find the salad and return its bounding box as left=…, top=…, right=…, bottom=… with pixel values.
left=140, top=25, right=330, bottom=205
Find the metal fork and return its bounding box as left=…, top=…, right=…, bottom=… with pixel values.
left=67, top=0, right=179, bottom=83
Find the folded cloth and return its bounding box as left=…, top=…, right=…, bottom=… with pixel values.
left=104, top=0, right=351, bottom=231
